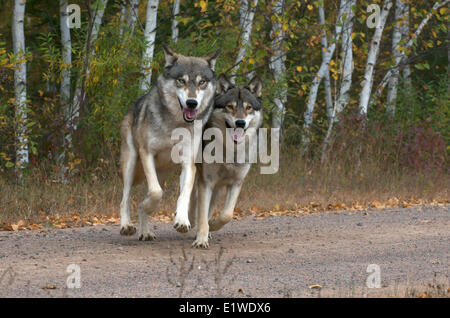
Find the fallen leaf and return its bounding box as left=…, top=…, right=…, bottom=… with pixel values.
left=309, top=284, right=322, bottom=289
left=41, top=286, right=58, bottom=290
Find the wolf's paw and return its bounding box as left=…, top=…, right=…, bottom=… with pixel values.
left=138, top=232, right=156, bottom=241
left=120, top=224, right=136, bottom=236
left=174, top=215, right=191, bottom=233
left=192, top=237, right=209, bottom=249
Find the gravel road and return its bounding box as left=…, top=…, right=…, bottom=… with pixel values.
left=0, top=205, right=448, bottom=297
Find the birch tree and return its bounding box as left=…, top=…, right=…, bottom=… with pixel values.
left=140, top=0, right=159, bottom=91
left=71, top=0, right=108, bottom=140
left=60, top=0, right=71, bottom=146
left=230, top=0, right=258, bottom=84
left=127, top=0, right=140, bottom=36
left=171, top=0, right=181, bottom=43
left=321, top=0, right=355, bottom=162
left=12, top=0, right=28, bottom=174
left=119, top=0, right=127, bottom=37
left=386, top=0, right=408, bottom=115
left=301, top=0, right=349, bottom=150
left=318, top=4, right=334, bottom=123
left=268, top=0, right=287, bottom=130
left=372, top=0, right=449, bottom=106
left=359, top=0, right=392, bottom=116
left=400, top=1, right=411, bottom=88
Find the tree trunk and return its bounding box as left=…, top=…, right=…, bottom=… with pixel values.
left=321, top=0, right=355, bottom=163
left=171, top=0, right=180, bottom=43
left=400, top=2, right=411, bottom=88
left=127, top=0, right=140, bottom=36
left=60, top=0, right=72, bottom=139
left=318, top=4, right=334, bottom=123
left=140, top=0, right=159, bottom=91
left=12, top=0, right=28, bottom=175
left=359, top=0, right=392, bottom=117
left=268, top=0, right=287, bottom=132
left=371, top=0, right=449, bottom=104
left=386, top=0, right=407, bottom=115
left=301, top=0, right=348, bottom=150
left=58, top=0, right=72, bottom=177
left=71, top=0, right=108, bottom=138
left=231, top=0, right=258, bottom=84
left=119, top=0, right=127, bottom=37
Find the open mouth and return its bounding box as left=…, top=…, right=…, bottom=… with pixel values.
left=226, top=122, right=246, bottom=143
left=178, top=98, right=198, bottom=123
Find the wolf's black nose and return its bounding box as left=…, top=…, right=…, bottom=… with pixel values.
left=186, top=99, right=198, bottom=109
left=235, top=120, right=246, bottom=129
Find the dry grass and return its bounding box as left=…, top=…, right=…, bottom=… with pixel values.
left=0, top=148, right=448, bottom=228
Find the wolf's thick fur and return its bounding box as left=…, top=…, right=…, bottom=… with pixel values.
left=192, top=75, right=263, bottom=248
left=119, top=46, right=219, bottom=240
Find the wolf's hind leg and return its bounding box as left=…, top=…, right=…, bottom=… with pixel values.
left=209, top=183, right=242, bottom=232
left=138, top=152, right=163, bottom=241
left=120, top=128, right=137, bottom=236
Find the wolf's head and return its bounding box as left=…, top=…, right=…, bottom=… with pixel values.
left=213, top=74, right=263, bottom=144
left=159, top=45, right=220, bottom=123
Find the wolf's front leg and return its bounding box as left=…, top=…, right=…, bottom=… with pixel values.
left=192, top=181, right=213, bottom=248
left=138, top=152, right=163, bottom=241
left=174, top=161, right=196, bottom=233
left=209, top=183, right=242, bottom=232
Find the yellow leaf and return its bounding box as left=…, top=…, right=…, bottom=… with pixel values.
left=296, top=66, right=302, bottom=72
left=307, top=4, right=313, bottom=10
left=199, top=0, right=208, bottom=13
left=309, top=284, right=323, bottom=289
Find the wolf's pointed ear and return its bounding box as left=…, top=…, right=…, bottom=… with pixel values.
left=248, top=76, right=262, bottom=98
left=204, top=49, right=220, bottom=70
left=163, top=44, right=178, bottom=67
left=216, top=74, right=233, bottom=94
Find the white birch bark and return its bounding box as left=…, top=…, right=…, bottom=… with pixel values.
left=268, top=0, right=286, bottom=130
left=359, top=0, right=392, bottom=116
left=119, top=0, right=127, bottom=37
left=372, top=0, right=449, bottom=104
left=71, top=0, right=108, bottom=135
left=12, top=0, right=28, bottom=172
left=127, top=0, right=140, bottom=36
left=335, top=0, right=355, bottom=117
left=171, top=0, right=180, bottom=43
left=140, top=0, right=159, bottom=91
left=60, top=0, right=71, bottom=135
left=231, top=0, right=258, bottom=84
left=400, top=1, right=411, bottom=88
left=386, top=0, right=407, bottom=115
left=321, top=0, right=355, bottom=162
left=318, top=4, right=334, bottom=123
left=58, top=0, right=72, bottom=176
left=301, top=0, right=348, bottom=149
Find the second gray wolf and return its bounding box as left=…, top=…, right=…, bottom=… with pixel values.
left=191, top=74, right=263, bottom=248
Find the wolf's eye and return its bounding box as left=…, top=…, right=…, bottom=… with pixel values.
left=177, top=78, right=186, bottom=85
left=199, top=79, right=206, bottom=86
left=246, top=105, right=253, bottom=111
left=226, top=104, right=234, bottom=111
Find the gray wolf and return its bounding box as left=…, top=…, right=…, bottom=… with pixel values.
left=191, top=74, right=263, bottom=248
left=119, top=45, right=219, bottom=240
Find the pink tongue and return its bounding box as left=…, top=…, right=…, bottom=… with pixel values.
left=182, top=108, right=197, bottom=119
left=233, top=128, right=245, bottom=141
